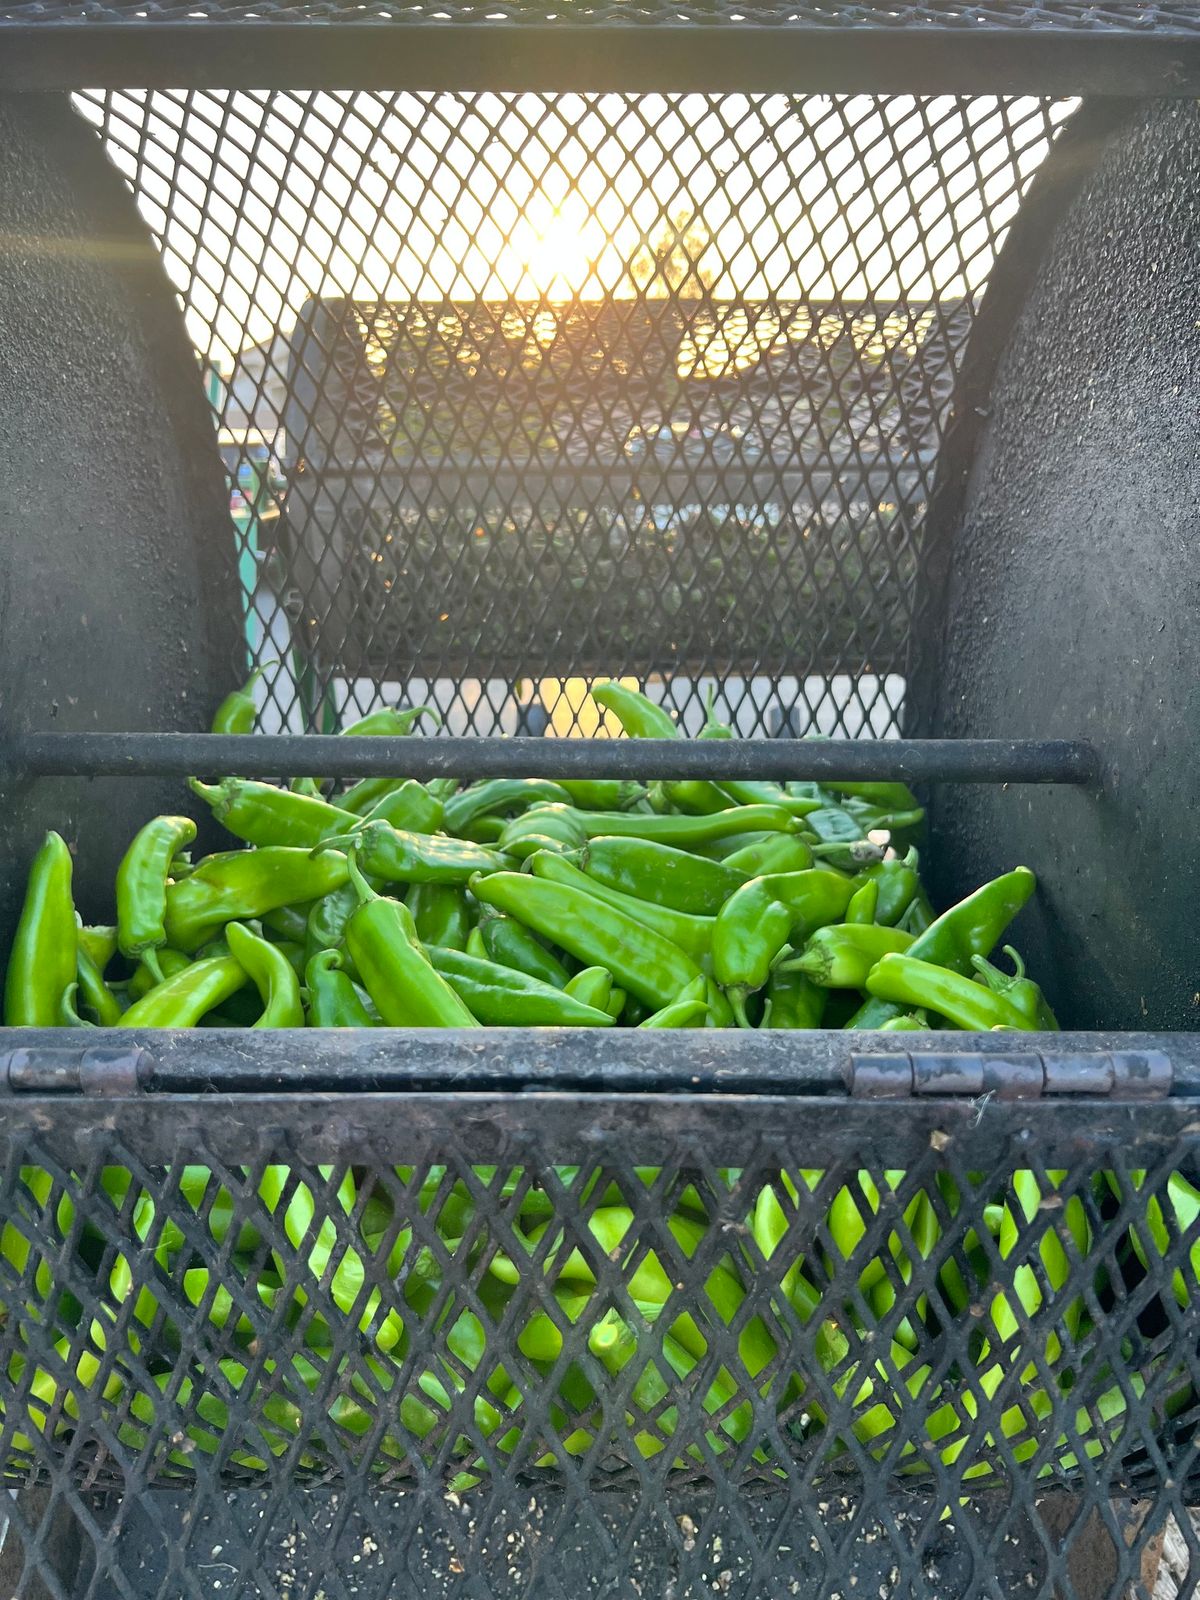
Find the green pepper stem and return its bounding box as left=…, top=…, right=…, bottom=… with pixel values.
left=809, top=840, right=882, bottom=862
left=730, top=990, right=753, bottom=1030
left=1002, top=944, right=1025, bottom=980
left=972, top=944, right=1026, bottom=992
left=142, top=949, right=165, bottom=985
left=187, top=778, right=225, bottom=805
left=312, top=827, right=364, bottom=858
left=346, top=848, right=378, bottom=906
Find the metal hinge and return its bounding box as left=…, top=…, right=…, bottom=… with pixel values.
left=848, top=1048, right=1172, bottom=1101
left=2, top=1045, right=152, bottom=1095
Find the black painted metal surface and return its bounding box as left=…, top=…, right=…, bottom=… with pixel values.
left=1, top=1026, right=1191, bottom=1096
left=0, top=731, right=1101, bottom=784
left=926, top=98, right=1200, bottom=1034
left=0, top=93, right=240, bottom=949
left=2, top=5, right=1200, bottom=96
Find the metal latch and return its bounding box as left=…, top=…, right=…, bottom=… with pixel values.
left=848, top=1049, right=1172, bottom=1101
left=3, top=1045, right=152, bottom=1095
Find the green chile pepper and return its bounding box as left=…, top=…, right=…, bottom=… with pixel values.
left=164, top=848, right=351, bottom=952
left=720, top=782, right=822, bottom=817
left=314, top=704, right=439, bottom=794
left=721, top=833, right=815, bottom=877
left=865, top=954, right=1038, bottom=1031
left=529, top=851, right=714, bottom=964
left=75, top=944, right=124, bottom=1026
left=801, top=805, right=883, bottom=871
left=471, top=871, right=703, bottom=1011
left=190, top=778, right=359, bottom=850
left=787, top=923, right=914, bottom=989
left=590, top=680, right=730, bottom=816
left=116, top=815, right=198, bottom=979
left=855, top=849, right=922, bottom=927
left=845, top=880, right=878, bottom=925
left=566, top=966, right=633, bottom=1017
left=693, top=829, right=767, bottom=860
left=498, top=805, right=589, bottom=860
left=479, top=913, right=571, bottom=989
left=605, top=986, right=628, bottom=1019
left=341, top=820, right=506, bottom=886
left=591, top=679, right=677, bottom=739
left=574, top=837, right=746, bottom=916
left=120, top=955, right=248, bottom=1027
left=899, top=887, right=935, bottom=936
left=762, top=967, right=826, bottom=1029
left=224, top=922, right=305, bottom=1027
left=911, top=867, right=1035, bottom=974
left=564, top=966, right=614, bottom=1012
left=697, top=692, right=732, bottom=740
left=337, top=777, right=398, bottom=816
left=127, top=947, right=191, bottom=1000
left=269, top=939, right=308, bottom=983
left=425, top=947, right=614, bottom=1027
left=575, top=803, right=796, bottom=848
left=305, top=882, right=363, bottom=964
left=358, top=781, right=444, bottom=835
left=1105, top=1170, right=1200, bottom=1308
left=556, top=779, right=646, bottom=811
left=343, top=856, right=479, bottom=1027
left=443, top=779, right=572, bottom=834
left=407, top=883, right=471, bottom=951
left=260, top=902, right=312, bottom=944
left=638, top=985, right=709, bottom=1029
left=457, top=816, right=506, bottom=844
left=60, top=982, right=95, bottom=1029
left=340, top=704, right=439, bottom=738
left=972, top=946, right=1059, bottom=1031
left=713, top=870, right=857, bottom=1019
left=693, top=698, right=820, bottom=817
left=305, top=950, right=376, bottom=1028
left=78, top=924, right=118, bottom=973
left=210, top=665, right=268, bottom=735
left=465, top=926, right=488, bottom=960
left=825, top=779, right=921, bottom=812
left=848, top=867, right=1036, bottom=1029
left=4, top=831, right=77, bottom=1026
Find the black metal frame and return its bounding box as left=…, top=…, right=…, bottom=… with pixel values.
left=1, top=1059, right=1195, bottom=1169
left=2, top=23, right=1200, bottom=96
left=1, top=1027, right=1190, bottom=1096
left=0, top=732, right=1100, bottom=784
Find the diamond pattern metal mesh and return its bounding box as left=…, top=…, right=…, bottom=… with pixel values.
left=1, top=1094, right=1198, bottom=1598
left=72, top=89, right=1071, bottom=738
left=10, top=2, right=1200, bottom=30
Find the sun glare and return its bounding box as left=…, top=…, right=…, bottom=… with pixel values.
left=506, top=206, right=607, bottom=298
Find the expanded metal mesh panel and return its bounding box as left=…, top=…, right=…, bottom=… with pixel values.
left=11, top=2, right=1200, bottom=30
left=0, top=1092, right=1198, bottom=1597
left=73, top=89, right=1071, bottom=737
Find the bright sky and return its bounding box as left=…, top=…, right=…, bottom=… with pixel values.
left=75, top=90, right=1072, bottom=370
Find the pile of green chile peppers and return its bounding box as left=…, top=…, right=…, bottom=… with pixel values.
left=3, top=675, right=1184, bottom=1484
left=1, top=1155, right=1182, bottom=1487
left=3, top=677, right=1061, bottom=1037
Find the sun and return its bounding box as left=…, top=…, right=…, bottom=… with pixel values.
left=505, top=205, right=604, bottom=298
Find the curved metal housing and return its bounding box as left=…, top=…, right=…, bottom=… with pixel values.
left=0, top=93, right=240, bottom=940
left=925, top=99, right=1200, bottom=1030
